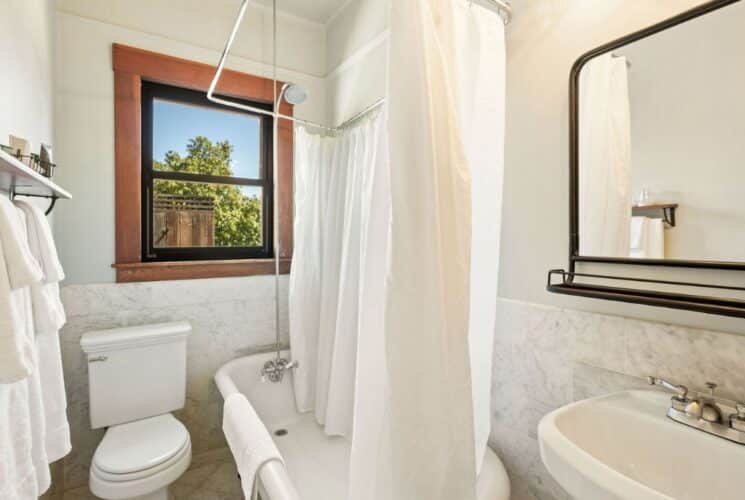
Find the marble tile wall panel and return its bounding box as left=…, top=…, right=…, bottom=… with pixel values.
left=490, top=298, right=745, bottom=500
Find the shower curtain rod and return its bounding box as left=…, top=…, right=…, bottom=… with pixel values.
left=208, top=0, right=386, bottom=132
left=208, top=0, right=511, bottom=129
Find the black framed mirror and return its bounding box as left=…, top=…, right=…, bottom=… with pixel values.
left=548, top=0, right=745, bottom=318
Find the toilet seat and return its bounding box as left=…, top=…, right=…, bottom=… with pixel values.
left=90, top=413, right=192, bottom=499
left=93, top=438, right=190, bottom=482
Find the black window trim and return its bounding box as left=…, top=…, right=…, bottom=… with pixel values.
left=140, top=81, right=274, bottom=262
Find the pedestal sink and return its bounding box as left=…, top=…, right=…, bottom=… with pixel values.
left=538, top=390, right=745, bottom=500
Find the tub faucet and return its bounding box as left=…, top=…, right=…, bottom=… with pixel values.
left=261, top=357, right=299, bottom=383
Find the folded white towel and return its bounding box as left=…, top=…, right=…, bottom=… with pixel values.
left=223, top=393, right=284, bottom=500
left=0, top=197, right=43, bottom=383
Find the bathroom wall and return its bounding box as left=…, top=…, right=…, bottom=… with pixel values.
left=490, top=297, right=745, bottom=500
left=49, top=2, right=311, bottom=496
left=0, top=0, right=56, bottom=213
left=497, top=0, right=745, bottom=333
left=493, top=1, right=745, bottom=499
left=325, top=0, right=389, bottom=126
left=57, top=275, right=289, bottom=494
left=0, top=0, right=55, bottom=155
left=54, top=0, right=327, bottom=284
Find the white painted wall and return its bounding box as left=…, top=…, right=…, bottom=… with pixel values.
left=499, top=0, right=745, bottom=334
left=53, top=1, right=327, bottom=284
left=325, top=0, right=388, bottom=126
left=0, top=0, right=56, bottom=171
left=622, top=1, right=745, bottom=262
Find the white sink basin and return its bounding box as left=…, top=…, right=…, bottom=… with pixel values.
left=538, top=390, right=745, bottom=500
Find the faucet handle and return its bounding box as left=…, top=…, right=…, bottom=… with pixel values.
left=730, top=403, right=745, bottom=432
left=705, top=382, right=718, bottom=397
left=647, top=376, right=690, bottom=411
left=647, top=376, right=689, bottom=398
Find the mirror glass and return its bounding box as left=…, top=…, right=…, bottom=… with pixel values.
left=577, top=0, right=745, bottom=262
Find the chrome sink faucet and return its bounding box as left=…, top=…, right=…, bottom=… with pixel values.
left=648, top=376, right=745, bottom=445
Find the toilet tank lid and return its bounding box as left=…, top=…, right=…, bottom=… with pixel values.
left=81, top=321, right=191, bottom=354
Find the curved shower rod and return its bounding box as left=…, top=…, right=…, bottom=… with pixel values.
left=207, top=0, right=386, bottom=133
left=207, top=0, right=511, bottom=130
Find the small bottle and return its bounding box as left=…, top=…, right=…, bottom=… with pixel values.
left=636, top=187, right=650, bottom=206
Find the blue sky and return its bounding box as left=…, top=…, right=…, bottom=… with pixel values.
left=153, top=99, right=262, bottom=179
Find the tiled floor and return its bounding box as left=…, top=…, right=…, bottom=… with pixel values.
left=60, top=451, right=244, bottom=500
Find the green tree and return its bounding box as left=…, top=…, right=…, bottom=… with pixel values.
left=154, top=136, right=262, bottom=246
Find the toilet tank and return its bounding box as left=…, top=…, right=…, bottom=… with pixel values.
left=81, top=322, right=191, bottom=429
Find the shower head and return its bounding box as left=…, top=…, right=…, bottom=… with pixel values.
left=283, top=83, right=308, bottom=105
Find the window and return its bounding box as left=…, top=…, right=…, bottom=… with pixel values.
left=112, top=44, right=293, bottom=283
left=141, top=82, right=273, bottom=261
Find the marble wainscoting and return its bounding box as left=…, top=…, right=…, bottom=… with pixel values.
left=489, top=298, right=745, bottom=500
left=53, top=275, right=289, bottom=498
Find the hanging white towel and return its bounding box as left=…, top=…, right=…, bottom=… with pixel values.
left=629, top=216, right=665, bottom=259
left=15, top=200, right=70, bottom=462
left=15, top=208, right=52, bottom=494
left=223, top=393, right=283, bottom=500
left=0, top=197, right=43, bottom=383
left=15, top=200, right=65, bottom=332
left=646, top=219, right=665, bottom=259
left=0, top=381, right=39, bottom=500
left=0, top=203, right=51, bottom=495
left=14, top=201, right=64, bottom=284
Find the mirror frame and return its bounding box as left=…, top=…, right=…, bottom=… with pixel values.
left=569, top=0, right=744, bottom=272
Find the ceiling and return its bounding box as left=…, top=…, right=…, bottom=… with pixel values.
left=254, top=0, right=349, bottom=24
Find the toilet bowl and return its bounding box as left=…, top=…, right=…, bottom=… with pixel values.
left=89, top=414, right=191, bottom=500
left=81, top=322, right=192, bottom=500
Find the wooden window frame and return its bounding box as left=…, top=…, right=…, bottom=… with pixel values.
left=112, top=44, right=293, bottom=283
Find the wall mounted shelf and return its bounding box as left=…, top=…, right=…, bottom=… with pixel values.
left=0, top=149, right=71, bottom=213
left=632, top=203, right=678, bottom=227
left=547, top=269, right=745, bottom=319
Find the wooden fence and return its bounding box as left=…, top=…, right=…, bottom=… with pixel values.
left=153, top=195, right=215, bottom=247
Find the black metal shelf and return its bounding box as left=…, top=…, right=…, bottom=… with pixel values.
left=547, top=270, right=745, bottom=319
left=0, top=149, right=70, bottom=215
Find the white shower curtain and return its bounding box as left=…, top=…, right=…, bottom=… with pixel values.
left=348, top=1, right=504, bottom=499
left=289, top=111, right=387, bottom=437
left=579, top=54, right=632, bottom=257
left=455, top=0, right=506, bottom=475
left=291, top=0, right=505, bottom=497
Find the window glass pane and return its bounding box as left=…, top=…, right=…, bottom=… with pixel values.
left=153, top=99, right=262, bottom=179
left=153, top=180, right=263, bottom=248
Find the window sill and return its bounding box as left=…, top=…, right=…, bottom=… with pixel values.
left=112, top=259, right=291, bottom=283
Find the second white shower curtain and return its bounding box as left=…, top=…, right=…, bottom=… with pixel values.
left=578, top=54, right=632, bottom=257
left=289, top=112, right=387, bottom=437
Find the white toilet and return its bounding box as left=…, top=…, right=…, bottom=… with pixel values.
left=81, top=322, right=192, bottom=500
